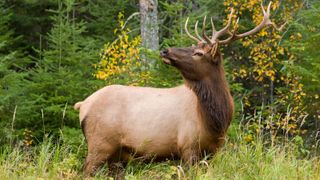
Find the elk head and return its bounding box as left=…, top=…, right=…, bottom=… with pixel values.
left=160, top=2, right=285, bottom=81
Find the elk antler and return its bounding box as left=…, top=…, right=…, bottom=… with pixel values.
left=210, top=8, right=234, bottom=44
left=218, top=2, right=285, bottom=45
left=185, top=17, right=203, bottom=43
left=184, top=2, right=286, bottom=45
left=202, top=16, right=214, bottom=45
left=185, top=17, right=212, bottom=44
left=194, top=21, right=205, bottom=42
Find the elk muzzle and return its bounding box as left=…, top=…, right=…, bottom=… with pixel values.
left=160, top=49, right=172, bottom=65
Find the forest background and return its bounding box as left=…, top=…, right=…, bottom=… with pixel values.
left=0, top=0, right=319, bottom=178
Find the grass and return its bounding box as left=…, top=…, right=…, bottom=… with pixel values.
left=0, top=129, right=319, bottom=179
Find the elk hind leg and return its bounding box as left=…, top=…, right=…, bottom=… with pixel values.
left=83, top=143, right=118, bottom=177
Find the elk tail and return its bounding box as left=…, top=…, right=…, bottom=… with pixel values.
left=74, top=101, right=83, bottom=110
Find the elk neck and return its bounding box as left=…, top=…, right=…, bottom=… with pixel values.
left=186, top=64, right=234, bottom=136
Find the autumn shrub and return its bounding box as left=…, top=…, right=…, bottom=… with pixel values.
left=95, top=12, right=144, bottom=84
left=221, top=0, right=310, bottom=144
left=95, top=12, right=181, bottom=88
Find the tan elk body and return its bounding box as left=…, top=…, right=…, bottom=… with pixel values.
left=74, top=2, right=283, bottom=175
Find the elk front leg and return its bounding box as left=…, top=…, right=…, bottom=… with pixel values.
left=181, top=148, right=200, bottom=165
left=210, top=136, right=226, bottom=155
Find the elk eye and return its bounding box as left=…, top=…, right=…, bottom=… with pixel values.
left=193, top=52, right=204, bottom=56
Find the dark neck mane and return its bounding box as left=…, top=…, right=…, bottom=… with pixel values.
left=187, top=65, right=234, bottom=136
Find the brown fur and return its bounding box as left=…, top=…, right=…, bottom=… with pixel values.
left=80, top=116, right=87, bottom=139
left=75, top=43, right=234, bottom=176
left=187, top=51, right=233, bottom=136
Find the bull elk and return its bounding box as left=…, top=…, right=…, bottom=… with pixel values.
left=74, top=2, right=283, bottom=176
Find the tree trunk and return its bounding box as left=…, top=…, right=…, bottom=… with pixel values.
left=139, top=0, right=159, bottom=64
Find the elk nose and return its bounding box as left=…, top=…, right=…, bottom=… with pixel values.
left=160, top=49, right=169, bottom=57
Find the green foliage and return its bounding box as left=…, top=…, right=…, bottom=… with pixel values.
left=85, top=0, right=135, bottom=42
left=285, top=1, right=320, bottom=124
left=0, top=3, right=31, bottom=145
left=3, top=0, right=135, bottom=53
left=0, top=1, right=103, bottom=145
left=4, top=0, right=58, bottom=52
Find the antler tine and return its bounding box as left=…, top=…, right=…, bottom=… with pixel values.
left=210, top=17, right=217, bottom=38
left=265, top=2, right=287, bottom=31
left=261, top=1, right=266, bottom=15
left=211, top=8, right=234, bottom=43
left=231, top=2, right=272, bottom=37
left=235, top=17, right=240, bottom=26
left=220, top=2, right=286, bottom=45
left=272, top=21, right=287, bottom=31
left=185, top=17, right=201, bottom=43
left=195, top=21, right=205, bottom=42
left=267, top=1, right=272, bottom=14
left=202, top=16, right=213, bottom=44
left=219, top=17, right=239, bottom=44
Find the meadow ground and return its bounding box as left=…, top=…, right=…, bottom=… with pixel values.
left=1, top=126, right=319, bottom=180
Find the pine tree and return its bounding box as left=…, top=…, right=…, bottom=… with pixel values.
left=287, top=0, right=320, bottom=130
left=0, top=3, right=31, bottom=144
left=1, top=1, right=103, bottom=144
